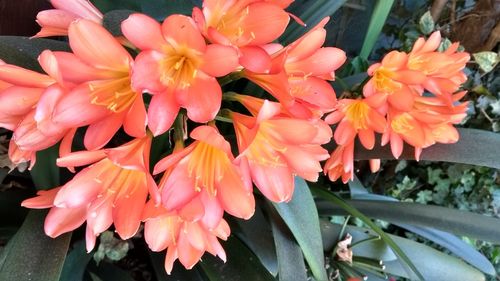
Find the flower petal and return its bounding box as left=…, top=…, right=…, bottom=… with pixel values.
left=122, top=13, right=165, bottom=50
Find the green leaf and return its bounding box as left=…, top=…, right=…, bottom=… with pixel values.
left=30, top=144, right=60, bottom=190
left=325, top=223, right=485, bottom=281
left=348, top=178, right=496, bottom=275
left=60, top=240, right=93, bottom=281
left=419, top=11, right=435, bottom=35
left=359, top=0, right=395, bottom=59
left=0, top=210, right=71, bottom=281
left=91, top=0, right=141, bottom=13
left=311, top=187, right=424, bottom=281
left=233, top=203, right=278, bottom=275
left=102, top=10, right=136, bottom=36
left=280, top=0, right=348, bottom=45
left=473, top=51, right=499, bottom=73
left=199, top=236, right=275, bottom=281
left=267, top=204, right=307, bottom=281
left=272, top=177, right=327, bottom=281
left=87, top=261, right=135, bottom=281
left=0, top=36, right=70, bottom=71
left=317, top=199, right=500, bottom=244
left=141, top=0, right=197, bottom=21
left=350, top=128, right=500, bottom=169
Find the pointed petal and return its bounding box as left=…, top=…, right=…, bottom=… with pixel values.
left=68, top=19, right=131, bottom=70
left=238, top=46, right=272, bottom=74
left=250, top=162, right=293, bottom=203
left=113, top=176, right=148, bottom=239
left=130, top=50, right=166, bottom=94
left=122, top=13, right=165, bottom=50
left=182, top=76, right=221, bottom=123
left=44, top=205, right=87, bottom=237
left=162, top=15, right=206, bottom=52
left=201, top=44, right=239, bottom=77
left=84, top=113, right=124, bottom=150
left=148, top=93, right=179, bottom=136
left=123, top=94, right=147, bottom=138
left=217, top=166, right=255, bottom=219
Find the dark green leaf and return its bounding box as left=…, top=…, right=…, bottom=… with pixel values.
left=348, top=178, right=496, bottom=275
left=359, top=0, right=395, bottom=59
left=312, top=187, right=424, bottom=281
left=141, top=0, right=197, bottom=21
left=280, top=0, right=348, bottom=45
left=0, top=210, right=71, bottom=281
left=87, top=261, right=134, bottom=281
left=326, top=223, right=485, bottom=281
left=272, top=177, right=327, bottom=281
left=60, top=240, right=93, bottom=281
left=102, top=10, right=136, bottom=36
left=267, top=204, right=307, bottom=281
left=233, top=203, right=278, bottom=275
left=199, top=236, right=275, bottom=281
left=30, top=144, right=60, bottom=190
left=0, top=36, right=70, bottom=71
left=317, top=199, right=500, bottom=244
left=91, top=0, right=141, bottom=13
left=350, top=128, right=500, bottom=169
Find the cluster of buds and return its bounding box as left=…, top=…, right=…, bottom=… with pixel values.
left=0, top=0, right=470, bottom=273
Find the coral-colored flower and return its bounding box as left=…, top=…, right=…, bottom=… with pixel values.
left=243, top=18, right=346, bottom=118
left=35, top=0, right=103, bottom=37
left=325, top=99, right=386, bottom=150
left=193, top=0, right=290, bottom=47
left=22, top=135, right=158, bottom=251
left=323, top=143, right=354, bottom=183
left=52, top=19, right=146, bottom=150
left=382, top=92, right=468, bottom=159
left=232, top=100, right=331, bottom=202
left=153, top=125, right=255, bottom=225
left=142, top=201, right=230, bottom=273
left=121, top=13, right=239, bottom=133
left=407, top=31, right=470, bottom=101
left=363, top=51, right=426, bottom=111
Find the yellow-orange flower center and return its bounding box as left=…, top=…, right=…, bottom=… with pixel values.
left=89, top=74, right=136, bottom=112
left=246, top=124, right=287, bottom=167
left=343, top=100, right=370, bottom=130
left=160, top=43, right=202, bottom=89
left=373, top=67, right=401, bottom=94
left=391, top=113, right=414, bottom=134
left=187, top=142, right=231, bottom=196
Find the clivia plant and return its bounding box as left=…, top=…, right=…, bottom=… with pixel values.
left=0, top=1, right=499, bottom=281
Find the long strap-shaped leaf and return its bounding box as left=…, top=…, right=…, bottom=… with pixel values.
left=317, top=199, right=500, bottom=244
left=351, top=128, right=500, bottom=169
left=0, top=210, right=71, bottom=281
left=359, top=0, right=395, bottom=59
left=311, top=186, right=425, bottom=281
left=280, top=0, right=348, bottom=45
left=272, top=177, right=328, bottom=281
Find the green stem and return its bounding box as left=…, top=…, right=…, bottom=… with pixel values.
left=218, top=71, right=243, bottom=87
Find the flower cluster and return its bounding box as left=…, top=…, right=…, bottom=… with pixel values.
left=324, top=31, right=470, bottom=183
left=0, top=0, right=470, bottom=274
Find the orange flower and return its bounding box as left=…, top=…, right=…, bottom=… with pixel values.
left=323, top=143, right=354, bottom=183
left=153, top=125, right=255, bottom=225
left=363, top=51, right=426, bottom=111
left=325, top=99, right=386, bottom=150
left=381, top=92, right=468, bottom=159
left=142, top=201, right=230, bottom=273
left=34, top=0, right=103, bottom=37
left=407, top=31, right=470, bottom=102
left=121, top=14, right=239, bottom=133
left=243, top=18, right=346, bottom=118
left=232, top=100, right=331, bottom=202
left=52, top=19, right=147, bottom=150
left=22, top=135, right=158, bottom=252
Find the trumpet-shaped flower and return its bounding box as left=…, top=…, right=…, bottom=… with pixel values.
left=153, top=125, right=255, bottom=225
left=232, top=100, right=331, bottom=202
left=323, top=143, right=354, bottom=183
left=121, top=14, right=239, bottom=133
left=22, top=135, right=158, bottom=252
left=363, top=51, right=426, bottom=111
left=407, top=31, right=470, bottom=100
left=325, top=99, right=386, bottom=150
left=142, top=201, right=230, bottom=274
left=193, top=0, right=290, bottom=47
left=35, top=0, right=103, bottom=37
left=243, top=18, right=346, bottom=118
left=52, top=19, right=147, bottom=150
